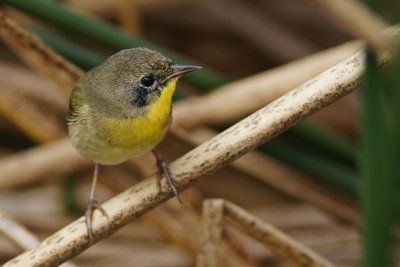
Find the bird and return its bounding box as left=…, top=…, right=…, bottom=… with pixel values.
left=67, top=47, right=201, bottom=241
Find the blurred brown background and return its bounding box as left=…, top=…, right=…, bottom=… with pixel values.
left=0, top=0, right=392, bottom=266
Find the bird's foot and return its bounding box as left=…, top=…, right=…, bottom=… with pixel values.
left=153, top=151, right=182, bottom=203
left=85, top=197, right=108, bottom=242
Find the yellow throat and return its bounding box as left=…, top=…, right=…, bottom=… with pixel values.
left=101, top=78, right=177, bottom=149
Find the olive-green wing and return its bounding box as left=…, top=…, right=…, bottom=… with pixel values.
left=67, top=86, right=84, bottom=123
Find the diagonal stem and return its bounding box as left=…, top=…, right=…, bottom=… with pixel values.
left=3, top=43, right=387, bottom=267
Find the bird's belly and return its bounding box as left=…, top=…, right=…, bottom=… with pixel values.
left=87, top=139, right=160, bottom=165
left=70, top=126, right=168, bottom=165
left=87, top=114, right=169, bottom=165
left=104, top=116, right=168, bottom=147
left=69, top=94, right=172, bottom=165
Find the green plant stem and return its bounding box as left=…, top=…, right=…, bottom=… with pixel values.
left=35, top=27, right=356, bottom=161
left=35, top=26, right=358, bottom=194
left=61, top=175, right=80, bottom=215
left=262, top=139, right=358, bottom=196
left=3, top=0, right=229, bottom=90
left=288, top=122, right=356, bottom=164
left=32, top=27, right=192, bottom=101
left=8, top=1, right=360, bottom=196
left=360, top=51, right=396, bottom=267
left=31, top=27, right=104, bottom=70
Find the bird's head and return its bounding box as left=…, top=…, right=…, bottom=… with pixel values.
left=79, top=47, right=201, bottom=118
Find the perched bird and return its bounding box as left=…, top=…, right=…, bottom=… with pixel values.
left=67, top=47, right=201, bottom=241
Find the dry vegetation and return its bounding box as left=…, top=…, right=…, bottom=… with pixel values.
left=0, top=0, right=397, bottom=266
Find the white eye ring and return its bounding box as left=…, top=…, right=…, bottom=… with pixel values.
left=140, top=75, right=155, bottom=87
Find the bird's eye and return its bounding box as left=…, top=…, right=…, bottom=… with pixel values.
left=140, top=75, right=155, bottom=87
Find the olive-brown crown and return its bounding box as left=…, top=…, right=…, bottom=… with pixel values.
left=77, top=47, right=173, bottom=118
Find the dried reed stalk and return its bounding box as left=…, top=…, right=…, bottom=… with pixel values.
left=0, top=63, right=68, bottom=114
left=117, top=0, right=142, bottom=35
left=221, top=200, right=336, bottom=267
left=175, top=127, right=359, bottom=223
left=0, top=118, right=352, bottom=263
left=0, top=12, right=88, bottom=187
left=0, top=8, right=394, bottom=264
left=309, top=0, right=392, bottom=55
left=0, top=209, right=40, bottom=251
left=197, top=199, right=336, bottom=267
left=0, top=210, right=77, bottom=267
left=197, top=199, right=225, bottom=267
left=0, top=14, right=242, bottom=266
left=66, top=0, right=117, bottom=18
left=0, top=9, right=83, bottom=93
left=0, top=138, right=90, bottom=189
left=173, top=40, right=362, bottom=129
left=234, top=150, right=359, bottom=223
left=0, top=109, right=358, bottom=223
left=0, top=137, right=254, bottom=266
left=0, top=14, right=256, bottom=266
left=105, top=159, right=256, bottom=267
left=204, top=0, right=317, bottom=61
left=0, top=82, right=65, bottom=143
left=67, top=0, right=191, bottom=16
left=4, top=43, right=377, bottom=266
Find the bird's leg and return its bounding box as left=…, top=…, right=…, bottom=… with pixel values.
left=85, top=163, right=108, bottom=242
left=152, top=150, right=182, bottom=203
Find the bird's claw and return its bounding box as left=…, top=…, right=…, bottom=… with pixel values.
left=153, top=151, right=182, bottom=203
left=85, top=198, right=108, bottom=242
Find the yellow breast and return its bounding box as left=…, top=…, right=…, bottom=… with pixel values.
left=101, top=78, right=177, bottom=150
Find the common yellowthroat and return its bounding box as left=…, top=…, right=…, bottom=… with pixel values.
left=67, top=47, right=201, bottom=241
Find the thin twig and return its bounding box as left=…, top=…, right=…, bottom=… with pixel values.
left=173, top=40, right=362, bottom=129
left=309, top=0, right=392, bottom=56
left=222, top=200, right=336, bottom=267
left=3, top=42, right=382, bottom=266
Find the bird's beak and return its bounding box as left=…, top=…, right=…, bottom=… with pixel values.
left=163, top=64, right=202, bottom=82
